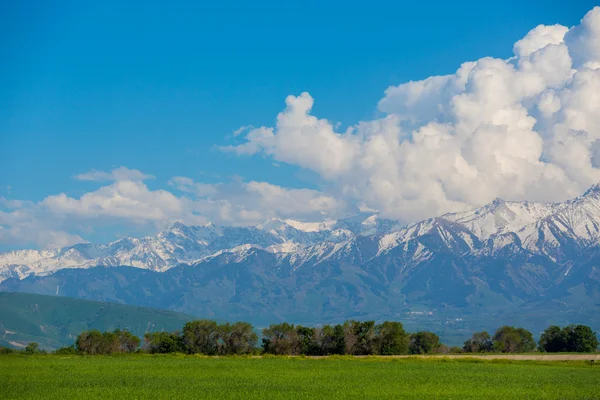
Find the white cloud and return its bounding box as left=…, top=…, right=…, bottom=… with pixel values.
left=565, top=7, right=600, bottom=69
left=168, top=177, right=219, bottom=197
left=0, top=198, right=85, bottom=249
left=4, top=7, right=600, bottom=250
left=232, top=125, right=253, bottom=137
left=42, top=180, right=184, bottom=222
left=170, top=177, right=351, bottom=225
left=74, top=166, right=154, bottom=182
left=226, top=7, right=600, bottom=221
left=222, top=93, right=359, bottom=180
left=513, top=24, right=569, bottom=58
left=1, top=170, right=193, bottom=249
left=0, top=168, right=349, bottom=249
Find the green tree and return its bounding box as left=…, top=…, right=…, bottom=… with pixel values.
left=344, top=320, right=376, bottom=355
left=296, top=326, right=318, bottom=355
left=23, top=342, right=40, bottom=355
left=492, top=326, right=535, bottom=353
left=262, top=323, right=300, bottom=355
left=539, top=325, right=567, bottom=353
left=182, top=320, right=220, bottom=355
left=76, top=330, right=104, bottom=354
left=103, top=331, right=119, bottom=353
left=375, top=321, right=409, bottom=355
left=75, top=329, right=139, bottom=354
left=144, top=332, right=183, bottom=354
left=114, top=329, right=140, bottom=352
left=409, top=331, right=441, bottom=354
left=316, top=324, right=345, bottom=355
left=219, top=322, right=258, bottom=355
left=0, top=346, right=17, bottom=354
left=54, top=346, right=79, bottom=355
left=563, top=325, right=599, bottom=353
left=463, top=331, right=493, bottom=353
left=332, top=324, right=346, bottom=355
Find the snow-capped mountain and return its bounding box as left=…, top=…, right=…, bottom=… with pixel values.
left=0, top=213, right=401, bottom=282
left=2, top=185, right=600, bottom=335
left=4, top=186, right=600, bottom=281
left=375, top=183, right=600, bottom=259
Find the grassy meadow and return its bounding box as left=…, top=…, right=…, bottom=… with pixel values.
left=1, top=355, right=599, bottom=399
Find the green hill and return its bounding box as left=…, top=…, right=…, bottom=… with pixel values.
left=0, top=292, right=195, bottom=350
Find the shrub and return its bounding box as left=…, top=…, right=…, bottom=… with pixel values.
left=23, top=342, right=41, bottom=355
left=54, top=346, right=79, bottom=355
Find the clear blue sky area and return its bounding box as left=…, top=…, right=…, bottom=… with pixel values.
left=1, top=0, right=596, bottom=201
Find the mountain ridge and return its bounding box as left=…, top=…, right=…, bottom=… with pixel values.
left=4, top=185, right=600, bottom=281
left=1, top=184, right=600, bottom=340
left=0, top=212, right=403, bottom=281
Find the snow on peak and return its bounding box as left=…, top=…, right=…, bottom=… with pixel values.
left=443, top=198, right=559, bottom=240
left=5, top=183, right=600, bottom=282
left=283, top=219, right=336, bottom=232
left=256, top=217, right=289, bottom=231
left=582, top=182, right=600, bottom=198
left=169, top=221, right=187, bottom=230
left=266, top=241, right=302, bottom=253
left=362, top=214, right=378, bottom=226
left=255, top=217, right=337, bottom=233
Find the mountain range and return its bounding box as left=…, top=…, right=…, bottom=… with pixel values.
left=0, top=213, right=401, bottom=281
left=2, top=184, right=600, bottom=342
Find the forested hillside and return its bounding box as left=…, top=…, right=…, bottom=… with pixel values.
left=0, top=292, right=194, bottom=350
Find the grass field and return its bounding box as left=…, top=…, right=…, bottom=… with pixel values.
left=1, top=355, right=599, bottom=399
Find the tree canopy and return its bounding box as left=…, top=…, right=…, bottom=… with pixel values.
left=492, top=326, right=535, bottom=353
left=540, top=325, right=599, bottom=353
left=34, top=319, right=599, bottom=356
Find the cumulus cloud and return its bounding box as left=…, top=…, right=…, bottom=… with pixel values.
left=3, top=7, right=600, bottom=249
left=169, top=177, right=351, bottom=225
left=513, top=24, right=569, bottom=58
left=222, top=93, right=359, bottom=180
left=0, top=198, right=86, bottom=249
left=0, top=168, right=349, bottom=249
left=227, top=7, right=600, bottom=221
left=74, top=166, right=154, bottom=182
left=43, top=181, right=184, bottom=223
left=565, top=7, right=600, bottom=69
left=0, top=175, right=187, bottom=248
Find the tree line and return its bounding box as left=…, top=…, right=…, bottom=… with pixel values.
left=463, top=325, right=599, bottom=353
left=3, top=321, right=598, bottom=355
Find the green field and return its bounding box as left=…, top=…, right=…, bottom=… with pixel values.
left=1, top=356, right=599, bottom=399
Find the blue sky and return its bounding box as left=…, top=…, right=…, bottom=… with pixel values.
left=2, top=1, right=600, bottom=249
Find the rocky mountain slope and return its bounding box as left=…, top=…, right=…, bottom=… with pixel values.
left=2, top=185, right=600, bottom=338
left=0, top=213, right=401, bottom=282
